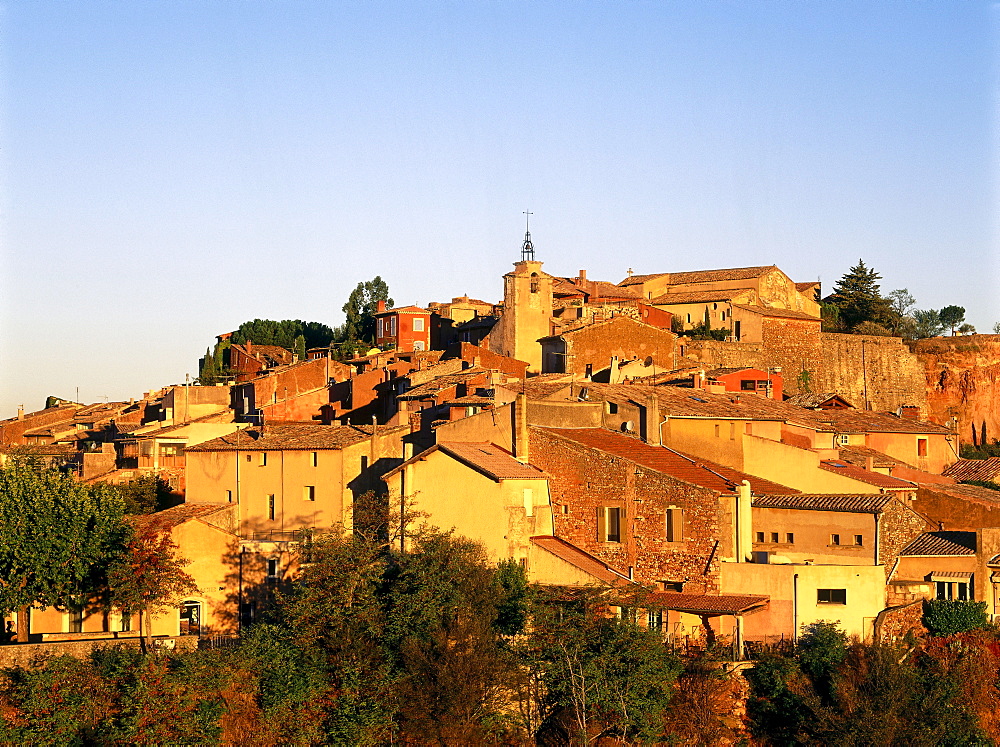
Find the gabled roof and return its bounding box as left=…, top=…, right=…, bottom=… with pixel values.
left=398, top=369, right=486, bottom=400
left=813, top=409, right=951, bottom=435
left=539, top=315, right=675, bottom=343
left=753, top=494, right=894, bottom=514
left=185, top=423, right=396, bottom=452
left=819, top=460, right=915, bottom=490
left=838, top=445, right=910, bottom=470
left=538, top=427, right=798, bottom=495
left=530, top=536, right=631, bottom=585
left=943, top=458, right=1000, bottom=483
left=375, top=305, right=429, bottom=316
left=783, top=392, right=855, bottom=409
left=900, top=531, right=976, bottom=557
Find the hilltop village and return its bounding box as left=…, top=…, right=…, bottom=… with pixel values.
left=2, top=235, right=999, bottom=653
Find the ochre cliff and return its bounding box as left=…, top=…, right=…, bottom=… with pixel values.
left=910, top=335, right=1000, bottom=443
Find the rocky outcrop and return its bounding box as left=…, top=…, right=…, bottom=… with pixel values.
left=910, top=335, right=1000, bottom=444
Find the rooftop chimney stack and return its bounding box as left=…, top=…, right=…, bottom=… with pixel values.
left=16, top=405, right=24, bottom=420
left=377, top=299, right=386, bottom=314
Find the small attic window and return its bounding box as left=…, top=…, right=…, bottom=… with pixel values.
left=689, top=396, right=707, bottom=403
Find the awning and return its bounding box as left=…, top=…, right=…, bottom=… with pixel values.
left=929, top=571, right=973, bottom=581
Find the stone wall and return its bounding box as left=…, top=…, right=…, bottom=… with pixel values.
left=0, top=635, right=198, bottom=669
left=878, top=498, right=933, bottom=578
left=529, top=428, right=723, bottom=592
left=815, top=333, right=928, bottom=413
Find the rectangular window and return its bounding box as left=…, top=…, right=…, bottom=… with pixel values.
left=666, top=508, right=684, bottom=542
left=607, top=402, right=618, bottom=415
left=755, top=531, right=765, bottom=543
left=607, top=507, right=621, bottom=543
left=854, top=535, right=863, bottom=546
left=936, top=581, right=972, bottom=601
left=817, top=589, right=847, bottom=604
left=767, top=532, right=777, bottom=543
left=740, top=380, right=756, bottom=391
left=786, top=532, right=795, bottom=544
left=561, top=504, right=570, bottom=515
left=69, top=604, right=84, bottom=633
left=120, top=613, right=131, bottom=632
left=310, top=451, right=318, bottom=467
left=917, top=438, right=928, bottom=457
left=831, top=534, right=841, bottom=546
left=226, top=490, right=233, bottom=503
left=304, top=485, right=316, bottom=501
left=648, top=610, right=664, bottom=632
left=412, top=317, right=425, bottom=332
left=266, top=558, right=279, bottom=579
left=729, top=422, right=736, bottom=440
left=268, top=494, right=276, bottom=521
left=259, top=452, right=267, bottom=466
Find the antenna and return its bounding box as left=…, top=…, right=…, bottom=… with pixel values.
left=521, top=209, right=535, bottom=261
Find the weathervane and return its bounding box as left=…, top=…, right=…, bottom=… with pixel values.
left=521, top=209, right=535, bottom=261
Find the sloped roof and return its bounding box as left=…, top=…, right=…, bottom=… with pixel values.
left=731, top=304, right=820, bottom=321
left=438, top=442, right=546, bottom=481
left=530, top=536, right=631, bottom=585
left=374, top=305, right=428, bottom=316
left=185, top=423, right=391, bottom=452
left=796, top=281, right=820, bottom=292
left=645, top=591, right=769, bottom=616
left=838, top=445, right=910, bottom=470
left=900, top=531, right=976, bottom=557
left=783, top=392, right=855, bottom=409
left=650, top=289, right=751, bottom=305
left=753, top=494, right=894, bottom=514
left=943, top=458, right=1000, bottom=483
left=398, top=369, right=486, bottom=400
left=819, top=460, right=915, bottom=489
left=618, top=272, right=670, bottom=287
left=669, top=266, right=776, bottom=284
left=538, top=427, right=798, bottom=495
left=814, top=410, right=951, bottom=435
left=132, top=503, right=237, bottom=533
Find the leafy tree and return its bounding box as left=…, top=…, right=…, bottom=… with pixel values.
left=939, top=305, right=966, bottom=335
left=107, top=521, right=197, bottom=652
left=797, top=620, right=848, bottom=694
left=958, top=323, right=976, bottom=335
left=824, top=260, right=896, bottom=331
left=293, top=334, right=306, bottom=361
left=528, top=588, right=681, bottom=745
left=913, top=308, right=945, bottom=338
left=923, top=600, right=990, bottom=636
left=994, top=321, right=1000, bottom=334
left=0, top=463, right=127, bottom=641
left=888, top=288, right=916, bottom=317
left=230, top=319, right=336, bottom=350
left=113, top=474, right=177, bottom=515
left=852, top=320, right=893, bottom=337
left=342, top=277, right=393, bottom=346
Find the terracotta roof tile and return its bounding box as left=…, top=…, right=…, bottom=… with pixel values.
left=538, top=427, right=798, bottom=495
left=783, top=392, right=855, bottom=409
left=668, top=266, right=776, bottom=284
left=838, top=446, right=910, bottom=470
left=438, top=442, right=546, bottom=481
left=375, top=305, right=428, bottom=315
left=618, top=272, right=670, bottom=287
left=943, top=458, right=1000, bottom=483
left=650, top=289, right=750, bottom=305
left=644, top=591, right=769, bottom=615
left=819, top=460, right=915, bottom=489
left=133, top=503, right=237, bottom=533
left=731, top=304, right=820, bottom=321
left=530, top=536, right=631, bottom=585
left=752, top=494, right=894, bottom=514
left=185, top=423, right=397, bottom=452
left=398, top=369, right=486, bottom=400
left=814, top=410, right=951, bottom=435
left=900, top=531, right=976, bottom=557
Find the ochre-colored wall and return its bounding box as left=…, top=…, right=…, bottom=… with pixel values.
left=752, top=507, right=876, bottom=565
left=721, top=561, right=886, bottom=641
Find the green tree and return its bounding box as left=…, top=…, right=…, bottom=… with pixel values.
left=913, top=308, right=945, bottom=338
left=106, top=521, right=197, bottom=653
left=825, top=260, right=896, bottom=331
left=0, top=463, right=127, bottom=641
left=342, top=277, right=393, bottom=346
left=939, top=305, right=966, bottom=335
left=923, top=599, right=990, bottom=636
left=293, top=334, right=306, bottom=361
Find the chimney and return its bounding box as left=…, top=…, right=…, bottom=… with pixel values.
left=515, top=393, right=529, bottom=463
left=246, top=340, right=253, bottom=354
left=737, top=480, right=753, bottom=562
left=16, top=405, right=24, bottom=420
left=865, top=456, right=875, bottom=472
left=578, top=269, right=587, bottom=282
left=646, top=394, right=661, bottom=446
left=377, top=299, right=386, bottom=314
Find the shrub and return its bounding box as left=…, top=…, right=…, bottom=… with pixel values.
left=923, top=600, right=990, bottom=637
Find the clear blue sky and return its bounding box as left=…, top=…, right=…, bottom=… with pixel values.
left=1, top=1, right=995, bottom=417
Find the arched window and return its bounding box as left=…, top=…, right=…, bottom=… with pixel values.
left=530, top=273, right=539, bottom=293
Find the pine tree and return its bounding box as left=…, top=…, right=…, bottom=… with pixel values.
left=825, top=260, right=896, bottom=331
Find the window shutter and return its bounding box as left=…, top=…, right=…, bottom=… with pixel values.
left=596, top=507, right=606, bottom=541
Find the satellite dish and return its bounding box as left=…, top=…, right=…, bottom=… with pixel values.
left=622, top=421, right=634, bottom=433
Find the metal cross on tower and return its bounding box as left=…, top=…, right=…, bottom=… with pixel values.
left=521, top=209, right=535, bottom=261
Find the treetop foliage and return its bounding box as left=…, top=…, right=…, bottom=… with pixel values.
left=231, top=319, right=336, bottom=351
